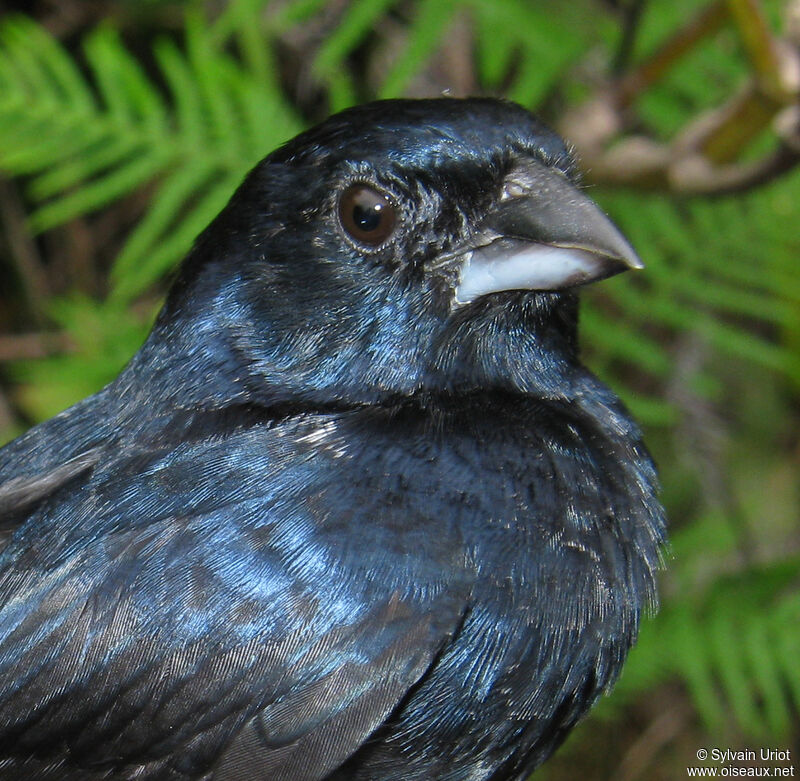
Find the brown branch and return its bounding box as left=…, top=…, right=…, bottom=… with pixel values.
left=613, top=0, right=650, bottom=76
left=0, top=178, right=49, bottom=323
left=561, top=0, right=800, bottom=196
left=726, top=0, right=790, bottom=99
left=0, top=333, right=73, bottom=362
left=615, top=701, right=693, bottom=781
left=0, top=386, right=16, bottom=438
left=669, top=142, right=800, bottom=195
left=615, top=1, right=728, bottom=108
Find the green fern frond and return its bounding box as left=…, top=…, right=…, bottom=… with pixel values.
left=312, top=0, right=396, bottom=109
left=378, top=0, right=457, bottom=99
left=594, top=188, right=800, bottom=417
left=604, top=512, right=800, bottom=739
left=472, top=0, right=587, bottom=105
left=3, top=4, right=797, bottom=424
left=8, top=295, right=153, bottom=421
left=0, top=9, right=302, bottom=303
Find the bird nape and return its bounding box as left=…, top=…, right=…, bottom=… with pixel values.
left=0, top=98, right=665, bottom=781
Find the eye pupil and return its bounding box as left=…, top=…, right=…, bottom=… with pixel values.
left=353, top=202, right=384, bottom=233
left=339, top=184, right=397, bottom=247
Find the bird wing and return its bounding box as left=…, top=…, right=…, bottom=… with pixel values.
left=0, top=388, right=116, bottom=552
left=0, top=412, right=469, bottom=780
left=213, top=593, right=454, bottom=781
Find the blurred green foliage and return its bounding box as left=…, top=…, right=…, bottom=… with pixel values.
left=0, top=1, right=798, bottom=777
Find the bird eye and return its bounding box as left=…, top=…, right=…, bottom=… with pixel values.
left=338, top=184, right=397, bottom=247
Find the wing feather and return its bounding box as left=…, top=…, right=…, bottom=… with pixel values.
left=0, top=413, right=468, bottom=780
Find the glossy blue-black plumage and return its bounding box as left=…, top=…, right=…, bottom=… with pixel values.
left=0, top=98, right=665, bottom=780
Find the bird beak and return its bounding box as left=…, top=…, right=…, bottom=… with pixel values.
left=454, top=162, right=642, bottom=305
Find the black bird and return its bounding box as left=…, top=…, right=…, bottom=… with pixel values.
left=0, top=98, right=665, bottom=780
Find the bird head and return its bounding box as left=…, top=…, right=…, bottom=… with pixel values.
left=152, top=99, right=640, bottom=409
